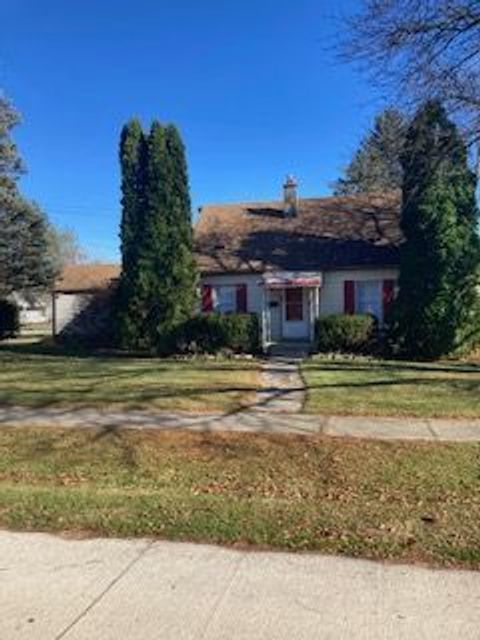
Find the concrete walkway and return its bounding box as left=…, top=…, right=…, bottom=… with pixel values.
left=1, top=530, right=480, bottom=639
left=255, top=356, right=306, bottom=412
left=1, top=403, right=480, bottom=441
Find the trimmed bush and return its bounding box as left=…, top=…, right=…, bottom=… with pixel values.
left=173, top=313, right=260, bottom=354
left=315, top=314, right=377, bottom=354
left=0, top=299, right=20, bottom=339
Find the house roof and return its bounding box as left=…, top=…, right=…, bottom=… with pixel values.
left=54, top=263, right=120, bottom=293
left=194, top=192, right=403, bottom=274
left=55, top=193, right=403, bottom=292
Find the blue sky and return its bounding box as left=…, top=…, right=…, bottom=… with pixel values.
left=0, top=0, right=385, bottom=261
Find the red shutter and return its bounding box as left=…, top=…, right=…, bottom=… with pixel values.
left=236, top=284, right=247, bottom=313
left=344, top=280, right=355, bottom=314
left=201, top=284, right=213, bottom=312
left=382, top=279, right=395, bottom=319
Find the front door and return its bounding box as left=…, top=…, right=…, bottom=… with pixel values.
left=268, top=290, right=282, bottom=341
left=283, top=288, right=309, bottom=340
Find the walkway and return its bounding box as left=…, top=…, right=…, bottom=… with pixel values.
left=254, top=356, right=306, bottom=412
left=2, top=530, right=480, bottom=639
left=1, top=403, right=480, bottom=442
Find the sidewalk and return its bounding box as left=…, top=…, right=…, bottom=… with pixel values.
left=0, top=404, right=480, bottom=441
left=2, top=530, right=480, bottom=639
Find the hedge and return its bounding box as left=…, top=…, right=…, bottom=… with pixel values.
left=173, top=313, right=260, bottom=354
left=315, top=314, right=377, bottom=354
left=0, top=299, right=20, bottom=339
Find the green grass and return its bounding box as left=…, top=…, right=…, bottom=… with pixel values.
left=0, top=343, right=260, bottom=412
left=302, top=356, right=480, bottom=418
left=0, top=427, right=479, bottom=568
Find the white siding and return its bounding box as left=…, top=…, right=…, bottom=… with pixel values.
left=320, top=268, right=399, bottom=317
left=53, top=292, right=95, bottom=334
left=200, top=274, right=264, bottom=313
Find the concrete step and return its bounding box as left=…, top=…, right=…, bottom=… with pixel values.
left=267, top=342, right=312, bottom=359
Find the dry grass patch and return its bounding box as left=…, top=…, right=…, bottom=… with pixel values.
left=0, top=427, right=479, bottom=568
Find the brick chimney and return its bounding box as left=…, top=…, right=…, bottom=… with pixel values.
left=283, top=175, right=298, bottom=216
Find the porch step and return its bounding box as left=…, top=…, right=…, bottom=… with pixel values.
left=267, top=342, right=312, bottom=359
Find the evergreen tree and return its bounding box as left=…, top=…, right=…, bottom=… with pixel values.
left=0, top=97, right=24, bottom=193
left=116, top=119, right=148, bottom=346
left=138, top=120, right=171, bottom=348
left=333, top=108, right=406, bottom=195
left=163, top=124, right=197, bottom=325
left=0, top=96, right=55, bottom=297
left=0, top=192, right=55, bottom=298
left=116, top=119, right=197, bottom=351
left=391, top=100, right=480, bottom=359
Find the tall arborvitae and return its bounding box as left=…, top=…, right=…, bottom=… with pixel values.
left=138, top=120, right=171, bottom=348
left=391, top=100, right=480, bottom=359
left=116, top=118, right=197, bottom=351
left=116, top=119, right=147, bottom=347
left=163, top=124, right=197, bottom=326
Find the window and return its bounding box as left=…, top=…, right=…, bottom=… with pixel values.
left=356, top=281, right=382, bottom=321
left=215, top=286, right=236, bottom=314
left=285, top=288, right=303, bottom=321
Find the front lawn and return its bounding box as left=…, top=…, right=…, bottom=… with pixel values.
left=0, top=343, right=260, bottom=412
left=302, top=356, right=480, bottom=418
left=0, top=427, right=479, bottom=568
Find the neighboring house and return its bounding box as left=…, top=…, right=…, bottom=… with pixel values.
left=11, top=292, right=52, bottom=328
left=53, top=178, right=403, bottom=348
left=52, top=264, right=120, bottom=337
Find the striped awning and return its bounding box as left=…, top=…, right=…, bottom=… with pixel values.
left=261, top=271, right=322, bottom=288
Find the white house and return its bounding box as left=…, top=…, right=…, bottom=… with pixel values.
left=195, top=178, right=401, bottom=348
left=53, top=178, right=402, bottom=348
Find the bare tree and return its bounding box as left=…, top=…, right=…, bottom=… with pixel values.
left=341, top=1, right=480, bottom=145
left=47, top=226, right=87, bottom=272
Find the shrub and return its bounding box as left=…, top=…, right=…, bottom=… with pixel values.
left=315, top=314, right=377, bottom=354
left=0, top=299, right=20, bottom=339
left=173, top=313, right=260, bottom=354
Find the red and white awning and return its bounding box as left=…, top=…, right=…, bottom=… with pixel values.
left=261, top=271, right=322, bottom=288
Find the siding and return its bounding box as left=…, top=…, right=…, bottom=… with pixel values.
left=200, top=269, right=399, bottom=319
left=200, top=274, right=264, bottom=314
left=320, top=268, right=399, bottom=317
left=53, top=292, right=96, bottom=334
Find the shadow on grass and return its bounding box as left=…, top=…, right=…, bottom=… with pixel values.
left=306, top=377, right=480, bottom=392
left=0, top=341, right=260, bottom=373
left=0, top=382, right=258, bottom=411
left=306, top=359, right=480, bottom=375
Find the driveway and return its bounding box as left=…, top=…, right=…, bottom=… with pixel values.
left=1, top=531, right=479, bottom=639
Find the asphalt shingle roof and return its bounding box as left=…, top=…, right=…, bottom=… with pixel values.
left=194, top=192, right=403, bottom=274
left=56, top=193, right=403, bottom=291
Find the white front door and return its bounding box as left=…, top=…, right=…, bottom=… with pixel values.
left=283, top=288, right=309, bottom=340
left=268, top=290, right=282, bottom=341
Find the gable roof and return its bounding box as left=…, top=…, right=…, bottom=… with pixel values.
left=194, top=192, right=403, bottom=274
left=55, top=194, right=403, bottom=292
left=55, top=263, right=120, bottom=293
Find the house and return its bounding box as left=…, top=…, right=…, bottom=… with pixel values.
left=53, top=178, right=403, bottom=348
left=195, top=178, right=401, bottom=348
left=11, top=292, right=52, bottom=329
left=52, top=263, right=120, bottom=337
